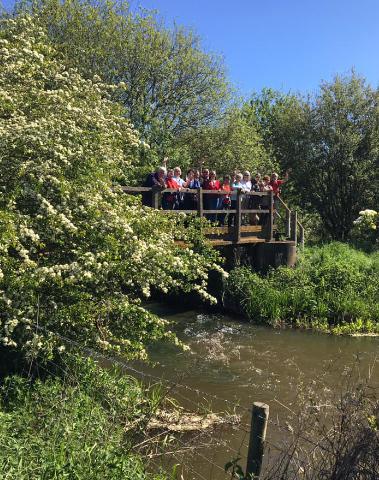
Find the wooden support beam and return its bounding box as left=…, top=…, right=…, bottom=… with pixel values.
left=197, top=187, right=203, bottom=218
left=152, top=186, right=161, bottom=209
left=285, top=208, right=291, bottom=238
left=267, top=190, right=274, bottom=242
left=290, top=210, right=298, bottom=244
left=299, top=223, right=305, bottom=248
left=235, top=189, right=242, bottom=243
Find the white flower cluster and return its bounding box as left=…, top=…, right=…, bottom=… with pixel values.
left=0, top=15, right=225, bottom=360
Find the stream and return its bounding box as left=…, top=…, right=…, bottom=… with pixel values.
left=134, top=304, right=379, bottom=479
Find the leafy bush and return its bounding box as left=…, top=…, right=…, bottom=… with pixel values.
left=224, top=243, right=379, bottom=332
left=0, top=15, right=223, bottom=365
left=352, top=209, right=379, bottom=251
left=0, top=357, right=167, bottom=479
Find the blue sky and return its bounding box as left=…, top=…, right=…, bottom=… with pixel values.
left=3, top=0, right=379, bottom=97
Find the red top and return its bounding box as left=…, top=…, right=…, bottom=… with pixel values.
left=166, top=178, right=179, bottom=189
left=206, top=180, right=221, bottom=190
left=269, top=179, right=284, bottom=195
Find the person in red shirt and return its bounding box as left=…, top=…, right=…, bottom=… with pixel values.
left=218, top=174, right=231, bottom=225
left=269, top=171, right=289, bottom=196
left=162, top=168, right=179, bottom=210
left=205, top=170, right=221, bottom=222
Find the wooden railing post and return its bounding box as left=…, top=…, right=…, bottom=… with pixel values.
left=285, top=208, right=291, bottom=238
left=235, top=189, right=242, bottom=243
left=290, top=210, right=298, bottom=244
left=245, top=402, right=269, bottom=479
left=152, top=186, right=160, bottom=209
left=299, top=223, right=305, bottom=249
left=197, top=187, right=203, bottom=218
left=267, top=191, right=274, bottom=242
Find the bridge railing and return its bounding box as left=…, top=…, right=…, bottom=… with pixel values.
left=121, top=186, right=286, bottom=245
left=275, top=196, right=305, bottom=248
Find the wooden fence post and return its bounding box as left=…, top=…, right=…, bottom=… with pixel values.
left=290, top=210, right=298, bottom=244
left=245, top=402, right=269, bottom=479
left=197, top=187, right=203, bottom=218
left=267, top=191, right=274, bottom=242
left=235, top=189, right=242, bottom=243
left=285, top=208, right=291, bottom=239
left=152, top=186, right=160, bottom=210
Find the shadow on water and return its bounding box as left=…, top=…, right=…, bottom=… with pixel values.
left=135, top=303, right=379, bottom=479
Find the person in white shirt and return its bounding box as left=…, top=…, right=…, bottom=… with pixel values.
left=241, top=171, right=252, bottom=192
left=173, top=167, right=186, bottom=187
left=241, top=171, right=252, bottom=225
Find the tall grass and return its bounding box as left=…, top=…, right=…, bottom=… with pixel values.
left=0, top=357, right=167, bottom=480
left=225, top=243, right=379, bottom=333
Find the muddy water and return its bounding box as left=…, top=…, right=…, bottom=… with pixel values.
left=136, top=305, right=379, bottom=479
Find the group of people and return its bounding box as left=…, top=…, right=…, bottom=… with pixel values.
left=143, top=166, right=289, bottom=226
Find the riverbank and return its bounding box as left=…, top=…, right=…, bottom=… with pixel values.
left=0, top=357, right=169, bottom=480
left=223, top=243, right=379, bottom=334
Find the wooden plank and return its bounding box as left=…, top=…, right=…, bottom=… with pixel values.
left=201, top=190, right=231, bottom=195
left=244, top=191, right=269, bottom=197
left=203, top=209, right=236, bottom=214
left=160, top=210, right=196, bottom=214
left=267, top=190, right=274, bottom=241
left=204, top=226, right=230, bottom=235
left=208, top=237, right=266, bottom=246
left=204, top=225, right=264, bottom=234
left=163, top=188, right=197, bottom=193
left=238, top=237, right=266, bottom=244
left=241, top=209, right=269, bottom=214
left=121, top=186, right=152, bottom=192
left=240, top=225, right=263, bottom=233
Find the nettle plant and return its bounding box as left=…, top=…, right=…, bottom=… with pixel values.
left=0, top=15, right=224, bottom=362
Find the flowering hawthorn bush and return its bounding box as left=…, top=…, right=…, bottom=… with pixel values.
left=0, top=15, right=224, bottom=362
left=352, top=209, right=378, bottom=251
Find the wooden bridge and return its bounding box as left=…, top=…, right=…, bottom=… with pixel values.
left=122, top=186, right=304, bottom=270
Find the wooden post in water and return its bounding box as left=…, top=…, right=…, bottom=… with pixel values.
left=285, top=208, right=291, bottom=238
left=197, top=187, right=203, bottom=218
left=290, top=210, right=298, bottom=244
left=245, top=402, right=269, bottom=479
left=267, top=191, right=274, bottom=242
left=152, top=186, right=160, bottom=210
left=235, top=189, right=242, bottom=243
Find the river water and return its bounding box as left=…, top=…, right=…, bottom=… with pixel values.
left=135, top=304, right=379, bottom=479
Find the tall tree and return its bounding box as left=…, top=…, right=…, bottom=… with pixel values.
left=15, top=0, right=230, bottom=164
left=171, top=107, right=274, bottom=175
left=0, top=14, right=222, bottom=363
left=248, top=77, right=379, bottom=240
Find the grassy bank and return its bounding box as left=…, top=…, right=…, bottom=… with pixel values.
left=0, top=357, right=167, bottom=480
left=224, top=243, right=379, bottom=334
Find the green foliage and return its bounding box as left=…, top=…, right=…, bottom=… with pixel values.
left=246, top=75, right=379, bottom=241
left=352, top=209, right=379, bottom=252
left=225, top=243, right=379, bottom=332
left=0, top=357, right=167, bottom=479
left=14, top=0, right=230, bottom=169
left=0, top=15, right=224, bottom=365
left=170, top=107, right=274, bottom=175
